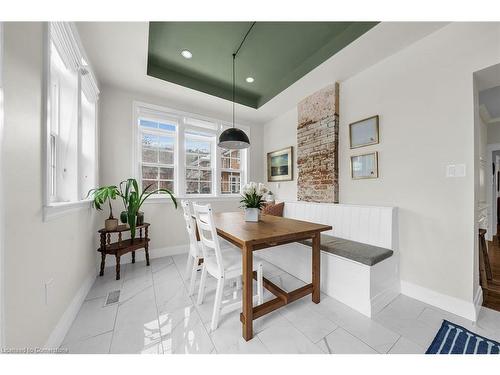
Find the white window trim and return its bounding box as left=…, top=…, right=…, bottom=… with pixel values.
left=132, top=101, right=250, bottom=202
left=42, top=23, right=99, bottom=221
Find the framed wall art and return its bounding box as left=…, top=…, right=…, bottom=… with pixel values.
left=349, top=115, right=379, bottom=149
left=351, top=152, right=378, bottom=179
left=267, top=146, right=293, bottom=182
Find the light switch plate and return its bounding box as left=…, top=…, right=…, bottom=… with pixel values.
left=455, top=164, right=466, bottom=177
left=446, top=163, right=466, bottom=178
left=446, top=164, right=456, bottom=177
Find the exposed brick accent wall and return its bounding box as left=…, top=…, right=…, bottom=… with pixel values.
left=297, top=83, right=339, bottom=203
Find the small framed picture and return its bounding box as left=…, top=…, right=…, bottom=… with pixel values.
left=267, top=147, right=293, bottom=182
left=351, top=152, right=378, bottom=179
left=349, top=115, right=379, bottom=149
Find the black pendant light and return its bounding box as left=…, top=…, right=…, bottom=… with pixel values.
left=218, top=22, right=256, bottom=150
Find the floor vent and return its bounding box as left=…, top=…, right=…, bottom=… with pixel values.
left=105, top=290, right=120, bottom=306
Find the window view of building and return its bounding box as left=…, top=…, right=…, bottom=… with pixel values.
left=185, top=134, right=213, bottom=194
left=140, top=119, right=176, bottom=192
left=221, top=149, right=241, bottom=194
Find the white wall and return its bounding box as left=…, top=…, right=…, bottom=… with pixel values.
left=99, top=84, right=264, bottom=252
left=2, top=23, right=99, bottom=347
left=262, top=108, right=298, bottom=200
left=263, top=23, right=500, bottom=318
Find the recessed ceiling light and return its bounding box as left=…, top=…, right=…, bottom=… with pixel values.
left=181, top=50, right=193, bottom=59
left=246, top=77, right=255, bottom=83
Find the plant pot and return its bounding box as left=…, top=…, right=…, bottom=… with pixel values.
left=120, top=211, right=128, bottom=224
left=244, top=208, right=260, bottom=222
left=136, top=211, right=144, bottom=226
left=105, top=218, right=118, bottom=231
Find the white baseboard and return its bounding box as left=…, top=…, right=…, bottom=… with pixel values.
left=102, top=244, right=189, bottom=268
left=401, top=281, right=478, bottom=322
left=44, top=270, right=97, bottom=349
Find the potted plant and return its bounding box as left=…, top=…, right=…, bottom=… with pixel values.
left=240, top=182, right=267, bottom=222
left=87, top=185, right=121, bottom=231
left=120, top=178, right=177, bottom=241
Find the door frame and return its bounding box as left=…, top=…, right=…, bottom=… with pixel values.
left=0, top=21, right=5, bottom=347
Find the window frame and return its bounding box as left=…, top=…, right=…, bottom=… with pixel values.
left=42, top=23, right=99, bottom=221
left=132, top=101, right=250, bottom=202
left=138, top=116, right=178, bottom=194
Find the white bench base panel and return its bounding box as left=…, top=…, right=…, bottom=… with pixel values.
left=260, top=243, right=400, bottom=317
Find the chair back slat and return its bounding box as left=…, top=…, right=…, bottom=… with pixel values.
left=192, top=203, right=224, bottom=276
left=181, top=200, right=201, bottom=257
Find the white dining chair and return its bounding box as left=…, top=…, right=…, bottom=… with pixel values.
left=181, top=200, right=204, bottom=296
left=192, top=202, right=264, bottom=331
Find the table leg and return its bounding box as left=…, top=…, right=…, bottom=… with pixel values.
left=115, top=255, right=121, bottom=280
left=99, top=252, right=106, bottom=277
left=145, top=226, right=150, bottom=266
left=99, top=233, right=106, bottom=277
left=312, top=233, right=320, bottom=303
left=242, top=242, right=254, bottom=341
left=132, top=251, right=135, bottom=264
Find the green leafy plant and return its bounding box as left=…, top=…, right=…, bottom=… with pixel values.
left=119, top=178, right=177, bottom=241
left=87, top=185, right=120, bottom=219
left=240, top=182, right=267, bottom=210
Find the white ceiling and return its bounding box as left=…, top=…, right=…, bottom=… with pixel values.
left=76, top=22, right=447, bottom=126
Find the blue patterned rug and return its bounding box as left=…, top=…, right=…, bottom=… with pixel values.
left=426, top=320, right=500, bottom=354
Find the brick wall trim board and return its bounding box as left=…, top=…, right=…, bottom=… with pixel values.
left=297, top=83, right=339, bottom=203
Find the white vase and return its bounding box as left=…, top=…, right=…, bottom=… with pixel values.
left=244, top=208, right=259, bottom=222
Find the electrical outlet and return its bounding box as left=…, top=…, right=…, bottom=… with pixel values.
left=45, top=279, right=54, bottom=305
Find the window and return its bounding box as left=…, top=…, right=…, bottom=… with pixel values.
left=221, top=149, right=242, bottom=194
left=45, top=22, right=99, bottom=216
left=139, top=119, right=176, bottom=192
left=185, top=132, right=214, bottom=195
left=134, top=103, right=249, bottom=198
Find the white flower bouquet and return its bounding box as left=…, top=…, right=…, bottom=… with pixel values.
left=240, top=182, right=268, bottom=221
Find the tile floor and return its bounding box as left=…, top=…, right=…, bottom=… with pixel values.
left=61, top=253, right=500, bottom=354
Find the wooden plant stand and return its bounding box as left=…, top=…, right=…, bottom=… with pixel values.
left=98, top=223, right=150, bottom=280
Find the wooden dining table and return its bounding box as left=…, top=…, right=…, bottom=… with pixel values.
left=211, top=212, right=332, bottom=341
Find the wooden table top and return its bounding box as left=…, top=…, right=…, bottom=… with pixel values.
left=212, top=212, right=331, bottom=247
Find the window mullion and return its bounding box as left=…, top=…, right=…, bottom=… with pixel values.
left=178, top=122, right=186, bottom=196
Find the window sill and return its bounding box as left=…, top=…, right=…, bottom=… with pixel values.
left=142, top=195, right=241, bottom=205
left=43, top=200, right=93, bottom=221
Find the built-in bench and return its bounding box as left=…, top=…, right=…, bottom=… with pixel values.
left=259, top=201, right=400, bottom=317
left=298, top=235, right=394, bottom=266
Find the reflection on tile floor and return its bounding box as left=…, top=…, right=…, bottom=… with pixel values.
left=61, top=253, right=500, bottom=354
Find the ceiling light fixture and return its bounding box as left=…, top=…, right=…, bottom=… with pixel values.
left=218, top=22, right=256, bottom=150
left=246, top=77, right=255, bottom=83
left=181, top=49, right=193, bottom=59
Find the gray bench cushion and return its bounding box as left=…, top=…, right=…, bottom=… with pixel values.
left=298, top=234, right=393, bottom=266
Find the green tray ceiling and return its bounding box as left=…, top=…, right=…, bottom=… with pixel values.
left=148, top=22, right=378, bottom=109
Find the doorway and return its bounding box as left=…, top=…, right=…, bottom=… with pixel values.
left=475, top=62, right=500, bottom=312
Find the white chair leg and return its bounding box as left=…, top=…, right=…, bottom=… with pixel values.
left=185, top=254, right=193, bottom=279
left=257, top=263, right=263, bottom=305
left=188, top=257, right=199, bottom=296
left=197, top=264, right=208, bottom=305
left=211, top=277, right=225, bottom=331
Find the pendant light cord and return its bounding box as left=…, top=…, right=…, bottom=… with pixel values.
left=232, top=22, right=256, bottom=128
